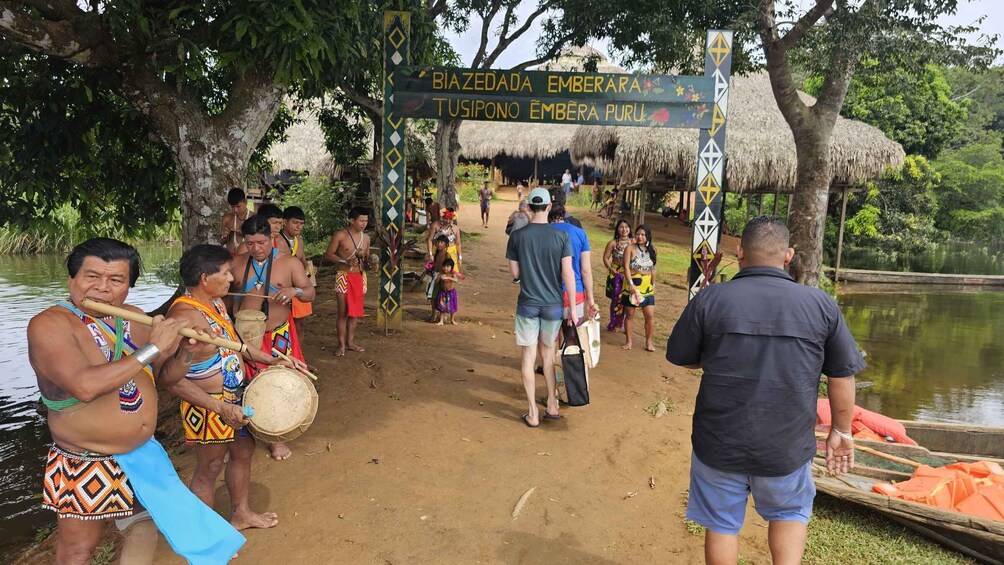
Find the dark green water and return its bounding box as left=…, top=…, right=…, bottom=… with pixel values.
left=0, top=245, right=179, bottom=558
left=839, top=289, right=1004, bottom=427
left=839, top=240, right=1004, bottom=275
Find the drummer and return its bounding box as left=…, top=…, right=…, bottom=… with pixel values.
left=231, top=215, right=314, bottom=461
left=169, top=244, right=286, bottom=529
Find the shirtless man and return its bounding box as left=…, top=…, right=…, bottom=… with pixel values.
left=220, top=188, right=254, bottom=255
left=254, top=203, right=285, bottom=252
left=324, top=206, right=371, bottom=357
left=277, top=206, right=313, bottom=329
left=169, top=244, right=286, bottom=530
left=230, top=215, right=314, bottom=461
left=26, top=238, right=226, bottom=564
left=479, top=181, right=493, bottom=228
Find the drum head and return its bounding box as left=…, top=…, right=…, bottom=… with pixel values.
left=243, top=367, right=318, bottom=440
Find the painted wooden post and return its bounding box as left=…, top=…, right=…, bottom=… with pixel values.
left=378, top=11, right=410, bottom=332
left=688, top=30, right=733, bottom=299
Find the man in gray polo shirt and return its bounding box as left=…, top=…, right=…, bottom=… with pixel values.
left=505, top=188, right=578, bottom=428
left=667, top=216, right=864, bottom=565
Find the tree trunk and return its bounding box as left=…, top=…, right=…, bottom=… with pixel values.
left=435, top=119, right=461, bottom=209
left=121, top=67, right=283, bottom=250
left=786, top=124, right=834, bottom=286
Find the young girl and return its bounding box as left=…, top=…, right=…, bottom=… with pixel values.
left=427, top=235, right=449, bottom=322
left=435, top=258, right=460, bottom=325
left=622, top=224, right=657, bottom=351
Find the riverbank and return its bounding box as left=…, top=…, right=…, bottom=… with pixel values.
left=13, top=194, right=975, bottom=564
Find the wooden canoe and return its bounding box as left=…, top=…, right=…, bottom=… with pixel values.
left=813, top=421, right=1004, bottom=565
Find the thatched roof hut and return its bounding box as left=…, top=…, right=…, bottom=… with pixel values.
left=570, top=73, right=906, bottom=193
left=457, top=45, right=624, bottom=162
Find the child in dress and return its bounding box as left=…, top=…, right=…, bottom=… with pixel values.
left=428, top=235, right=449, bottom=322
left=435, top=257, right=460, bottom=325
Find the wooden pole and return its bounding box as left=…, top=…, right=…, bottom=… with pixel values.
left=835, top=186, right=849, bottom=284
left=786, top=192, right=793, bottom=219
left=772, top=188, right=780, bottom=215
left=533, top=157, right=538, bottom=185
left=639, top=185, right=648, bottom=227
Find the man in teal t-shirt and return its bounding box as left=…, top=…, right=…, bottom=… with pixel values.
left=505, top=188, right=578, bottom=428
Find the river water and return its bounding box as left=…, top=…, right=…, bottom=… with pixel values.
left=839, top=288, right=1004, bottom=427
left=0, top=246, right=178, bottom=558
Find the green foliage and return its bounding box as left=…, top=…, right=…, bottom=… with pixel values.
left=276, top=177, right=357, bottom=248
left=456, top=163, right=490, bottom=183
left=806, top=61, right=967, bottom=158
left=942, top=65, right=1004, bottom=146
left=933, top=143, right=1004, bottom=241
left=317, top=102, right=370, bottom=166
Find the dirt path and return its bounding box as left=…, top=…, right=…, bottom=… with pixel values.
left=139, top=191, right=770, bottom=564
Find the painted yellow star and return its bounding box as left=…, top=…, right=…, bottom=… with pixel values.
left=676, top=85, right=684, bottom=97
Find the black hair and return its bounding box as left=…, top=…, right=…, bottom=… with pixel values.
left=424, top=197, right=433, bottom=204
left=283, top=206, right=305, bottom=221
left=349, top=206, right=370, bottom=220
left=741, top=215, right=790, bottom=261
left=548, top=203, right=567, bottom=223
left=434, top=235, right=449, bottom=245
left=529, top=202, right=549, bottom=213
left=66, top=238, right=142, bottom=287
left=442, top=257, right=455, bottom=269
left=257, top=203, right=282, bottom=219
left=635, top=224, right=657, bottom=265
left=241, top=214, right=272, bottom=237
left=227, top=188, right=247, bottom=205
left=179, top=244, right=232, bottom=287
left=612, top=219, right=631, bottom=239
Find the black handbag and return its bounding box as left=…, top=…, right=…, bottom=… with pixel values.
left=560, top=324, right=590, bottom=406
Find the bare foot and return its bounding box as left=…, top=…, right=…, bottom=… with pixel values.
left=450, top=318, right=457, bottom=325
left=346, top=344, right=365, bottom=353
left=622, top=342, right=632, bottom=350
left=269, top=442, right=292, bottom=461
left=334, top=348, right=346, bottom=357
left=230, top=509, right=279, bottom=530
left=436, top=319, right=444, bottom=326
left=645, top=342, right=656, bottom=352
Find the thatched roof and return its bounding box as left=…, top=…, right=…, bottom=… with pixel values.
left=268, top=100, right=436, bottom=178
left=457, top=45, right=622, bottom=161
left=571, top=73, right=906, bottom=193
left=268, top=104, right=328, bottom=174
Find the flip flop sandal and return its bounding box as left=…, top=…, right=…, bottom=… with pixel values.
left=521, top=414, right=539, bottom=428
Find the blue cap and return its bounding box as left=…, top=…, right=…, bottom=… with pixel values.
left=528, top=187, right=551, bottom=205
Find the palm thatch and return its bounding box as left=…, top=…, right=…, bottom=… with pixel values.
left=570, top=72, right=906, bottom=193
left=457, top=45, right=623, bottom=162
left=268, top=104, right=329, bottom=174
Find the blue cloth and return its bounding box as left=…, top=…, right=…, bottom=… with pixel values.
left=686, top=451, right=815, bottom=535
left=551, top=222, right=590, bottom=293
left=115, top=438, right=245, bottom=564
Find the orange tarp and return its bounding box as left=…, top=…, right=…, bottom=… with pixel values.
left=872, top=461, right=1004, bottom=521
left=816, top=399, right=917, bottom=445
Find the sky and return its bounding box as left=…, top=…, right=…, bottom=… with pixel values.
left=442, top=0, right=1003, bottom=69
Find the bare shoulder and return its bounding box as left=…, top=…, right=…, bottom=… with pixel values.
left=28, top=306, right=74, bottom=341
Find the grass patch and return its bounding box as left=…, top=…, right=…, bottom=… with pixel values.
left=460, top=230, right=483, bottom=241
left=804, top=495, right=977, bottom=565
left=90, top=541, right=116, bottom=565
left=683, top=518, right=707, bottom=536
left=645, top=397, right=677, bottom=417
left=33, top=524, right=55, bottom=544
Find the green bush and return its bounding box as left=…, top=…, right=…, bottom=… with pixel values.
left=277, top=177, right=357, bottom=250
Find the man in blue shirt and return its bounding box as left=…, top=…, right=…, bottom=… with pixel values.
left=505, top=188, right=578, bottom=427
left=667, top=216, right=863, bottom=565
left=548, top=203, right=598, bottom=323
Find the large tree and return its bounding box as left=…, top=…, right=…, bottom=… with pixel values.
left=0, top=0, right=366, bottom=248
left=756, top=0, right=996, bottom=284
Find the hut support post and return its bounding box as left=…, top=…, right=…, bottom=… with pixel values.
left=786, top=193, right=792, bottom=219
left=489, top=155, right=495, bottom=188
left=772, top=189, right=780, bottom=215
left=834, top=186, right=849, bottom=284
left=639, top=186, right=647, bottom=227
left=533, top=157, right=538, bottom=185
left=377, top=11, right=410, bottom=333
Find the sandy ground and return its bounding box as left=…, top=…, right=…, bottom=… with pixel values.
left=21, top=190, right=776, bottom=564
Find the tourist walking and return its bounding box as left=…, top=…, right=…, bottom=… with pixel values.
left=621, top=225, right=657, bottom=351
left=602, top=219, right=632, bottom=331
left=505, top=199, right=531, bottom=235
left=548, top=203, right=598, bottom=324
left=505, top=188, right=578, bottom=427
left=666, top=216, right=864, bottom=565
